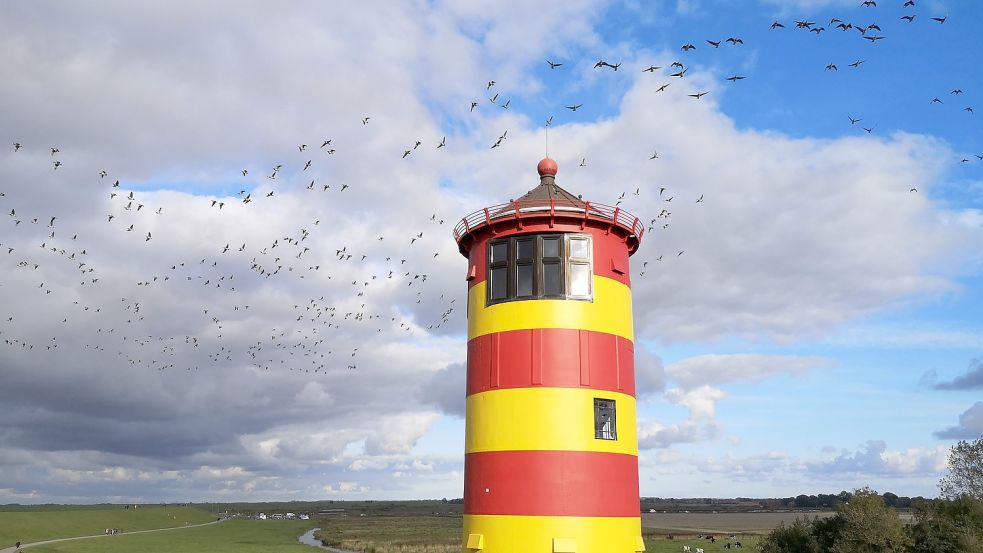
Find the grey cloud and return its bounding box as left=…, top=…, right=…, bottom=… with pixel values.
left=930, top=359, right=983, bottom=391
left=637, top=419, right=718, bottom=449
left=934, top=402, right=983, bottom=440
left=666, top=354, right=830, bottom=390
left=418, top=363, right=466, bottom=417
left=807, top=440, right=946, bottom=477
left=635, top=346, right=666, bottom=399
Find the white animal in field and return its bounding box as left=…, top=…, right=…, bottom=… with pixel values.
left=683, top=547, right=691, bottom=552
left=696, top=548, right=705, bottom=553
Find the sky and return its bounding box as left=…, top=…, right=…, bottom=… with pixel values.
left=0, top=0, right=981, bottom=504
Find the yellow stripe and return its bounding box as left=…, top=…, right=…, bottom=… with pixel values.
left=463, top=514, right=644, bottom=553
left=468, top=276, right=633, bottom=341
left=466, top=388, right=638, bottom=455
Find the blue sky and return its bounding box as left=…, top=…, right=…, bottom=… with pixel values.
left=0, top=0, right=981, bottom=503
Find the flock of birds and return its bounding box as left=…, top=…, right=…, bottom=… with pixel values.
left=1, top=0, right=978, bottom=381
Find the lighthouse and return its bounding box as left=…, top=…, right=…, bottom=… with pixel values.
left=453, top=158, right=645, bottom=553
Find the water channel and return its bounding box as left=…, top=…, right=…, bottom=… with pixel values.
left=298, top=528, right=357, bottom=553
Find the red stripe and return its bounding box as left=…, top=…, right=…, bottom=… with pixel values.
left=466, top=225, right=634, bottom=288
left=467, top=329, right=635, bottom=397
left=464, top=450, right=639, bottom=517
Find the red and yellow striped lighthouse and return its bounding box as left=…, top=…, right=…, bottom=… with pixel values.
left=453, top=158, right=645, bottom=553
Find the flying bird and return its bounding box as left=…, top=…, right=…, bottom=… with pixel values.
left=547, top=59, right=562, bottom=68
left=565, top=104, right=583, bottom=111
left=688, top=91, right=709, bottom=99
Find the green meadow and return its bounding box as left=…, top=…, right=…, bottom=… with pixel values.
left=0, top=505, right=215, bottom=546
left=22, top=520, right=316, bottom=553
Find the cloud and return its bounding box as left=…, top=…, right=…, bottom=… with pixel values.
left=635, top=346, right=667, bottom=398
left=927, top=359, right=983, bottom=390
left=638, top=385, right=724, bottom=449
left=638, top=354, right=828, bottom=449
left=934, top=402, right=983, bottom=440
left=418, top=362, right=466, bottom=417
left=666, top=354, right=830, bottom=389
left=807, top=440, right=949, bottom=477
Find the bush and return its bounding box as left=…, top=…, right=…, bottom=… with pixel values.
left=908, top=496, right=983, bottom=553
left=758, top=517, right=820, bottom=553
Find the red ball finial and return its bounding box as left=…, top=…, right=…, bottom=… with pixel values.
left=537, top=157, right=558, bottom=177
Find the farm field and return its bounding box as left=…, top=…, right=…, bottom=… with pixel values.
left=315, top=516, right=460, bottom=553
left=642, top=511, right=836, bottom=533
left=20, top=520, right=316, bottom=553
left=313, top=515, right=761, bottom=553
left=0, top=505, right=215, bottom=546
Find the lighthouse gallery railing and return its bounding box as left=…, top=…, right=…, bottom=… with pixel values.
left=453, top=198, right=644, bottom=242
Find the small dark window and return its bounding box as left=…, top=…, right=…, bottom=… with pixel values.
left=489, top=267, right=507, bottom=300
left=488, top=240, right=509, bottom=301
left=594, top=398, right=617, bottom=440
left=543, top=237, right=561, bottom=258
left=490, top=242, right=508, bottom=264
left=543, top=262, right=562, bottom=296
left=516, top=263, right=534, bottom=297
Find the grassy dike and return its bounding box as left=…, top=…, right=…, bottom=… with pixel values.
left=0, top=505, right=215, bottom=546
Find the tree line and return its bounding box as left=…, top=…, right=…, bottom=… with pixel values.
left=759, top=437, right=983, bottom=553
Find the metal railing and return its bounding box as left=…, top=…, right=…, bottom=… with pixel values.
left=453, top=198, right=644, bottom=242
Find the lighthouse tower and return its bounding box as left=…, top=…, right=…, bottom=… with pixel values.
left=453, top=158, right=645, bottom=553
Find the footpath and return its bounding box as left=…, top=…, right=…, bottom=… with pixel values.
left=0, top=519, right=224, bottom=553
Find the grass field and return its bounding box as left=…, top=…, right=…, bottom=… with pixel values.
left=23, top=520, right=316, bottom=553
left=0, top=505, right=215, bottom=546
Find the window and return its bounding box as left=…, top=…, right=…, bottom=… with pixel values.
left=594, top=398, right=617, bottom=440
left=485, top=234, right=593, bottom=304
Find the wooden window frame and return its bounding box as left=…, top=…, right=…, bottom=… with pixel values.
left=486, top=233, right=592, bottom=305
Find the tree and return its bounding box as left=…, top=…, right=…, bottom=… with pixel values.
left=831, top=488, right=910, bottom=553
left=909, top=496, right=983, bottom=553
left=758, top=517, right=820, bottom=553
left=939, top=436, right=983, bottom=500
